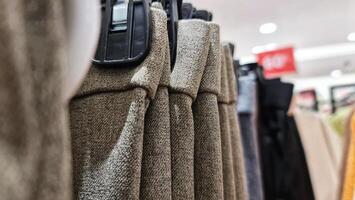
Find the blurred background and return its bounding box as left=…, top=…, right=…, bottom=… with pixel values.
left=189, top=0, right=355, bottom=110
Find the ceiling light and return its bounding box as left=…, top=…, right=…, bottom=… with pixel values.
left=330, top=69, right=343, bottom=78
left=259, top=23, right=277, bottom=34
left=347, top=32, right=355, bottom=41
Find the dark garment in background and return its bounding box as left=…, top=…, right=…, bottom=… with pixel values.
left=257, top=79, right=315, bottom=200
left=237, top=73, right=264, bottom=200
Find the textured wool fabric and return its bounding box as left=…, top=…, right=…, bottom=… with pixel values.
left=192, top=23, right=224, bottom=200
left=218, top=47, right=237, bottom=200
left=139, top=5, right=172, bottom=199
left=170, top=19, right=211, bottom=200
left=237, top=73, right=264, bottom=200
left=223, top=45, right=248, bottom=200
left=0, top=1, right=72, bottom=200
left=341, top=112, right=355, bottom=200
left=70, top=8, right=167, bottom=200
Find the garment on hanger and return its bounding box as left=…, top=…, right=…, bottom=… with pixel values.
left=259, top=79, right=314, bottom=200
left=0, top=1, right=72, bottom=199
left=321, top=113, right=347, bottom=174
left=139, top=3, right=172, bottom=200
left=238, top=72, right=264, bottom=200
left=295, top=111, right=340, bottom=200
left=223, top=44, right=248, bottom=200
left=329, top=107, right=354, bottom=135
left=218, top=46, right=237, bottom=200
left=169, top=19, right=211, bottom=200
left=69, top=7, right=168, bottom=199
left=295, top=108, right=350, bottom=200
left=192, top=23, right=224, bottom=200
left=341, top=111, right=355, bottom=200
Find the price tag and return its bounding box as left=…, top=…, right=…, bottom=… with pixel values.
left=257, top=47, right=297, bottom=79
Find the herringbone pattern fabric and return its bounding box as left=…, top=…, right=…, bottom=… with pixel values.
left=70, top=8, right=168, bottom=200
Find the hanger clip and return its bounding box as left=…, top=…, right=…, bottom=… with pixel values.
left=93, top=0, right=152, bottom=67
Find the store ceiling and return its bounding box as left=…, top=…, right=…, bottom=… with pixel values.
left=187, top=0, right=355, bottom=77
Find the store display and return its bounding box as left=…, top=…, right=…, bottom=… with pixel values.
left=0, top=1, right=354, bottom=200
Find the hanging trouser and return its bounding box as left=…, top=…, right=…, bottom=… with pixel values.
left=341, top=112, right=355, bottom=200
left=294, top=112, right=339, bottom=200
left=193, top=23, right=224, bottom=200
left=140, top=4, right=172, bottom=199
left=237, top=73, right=264, bottom=200
left=259, top=79, right=314, bottom=200
left=0, top=1, right=72, bottom=199
left=69, top=8, right=167, bottom=200
left=218, top=47, right=237, bottom=200
left=170, top=20, right=211, bottom=200
left=223, top=45, right=248, bottom=200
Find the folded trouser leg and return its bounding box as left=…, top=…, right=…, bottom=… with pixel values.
left=140, top=85, right=171, bottom=199
left=140, top=6, right=172, bottom=199
left=170, top=93, right=196, bottom=199
left=193, top=23, right=224, bottom=200
left=228, top=104, right=248, bottom=200
left=218, top=48, right=237, bottom=200
left=223, top=44, right=248, bottom=200
left=219, top=103, right=236, bottom=200
left=170, top=20, right=211, bottom=200
left=70, top=8, right=167, bottom=200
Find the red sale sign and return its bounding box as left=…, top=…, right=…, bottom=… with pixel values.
left=256, top=47, right=297, bottom=79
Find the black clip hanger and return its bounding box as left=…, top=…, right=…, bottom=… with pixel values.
left=93, top=0, right=152, bottom=67
left=192, top=10, right=213, bottom=21
left=239, top=62, right=260, bottom=77
left=165, top=0, right=179, bottom=67
left=181, top=3, right=195, bottom=19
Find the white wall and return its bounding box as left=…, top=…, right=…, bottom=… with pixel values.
left=285, top=73, right=355, bottom=101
